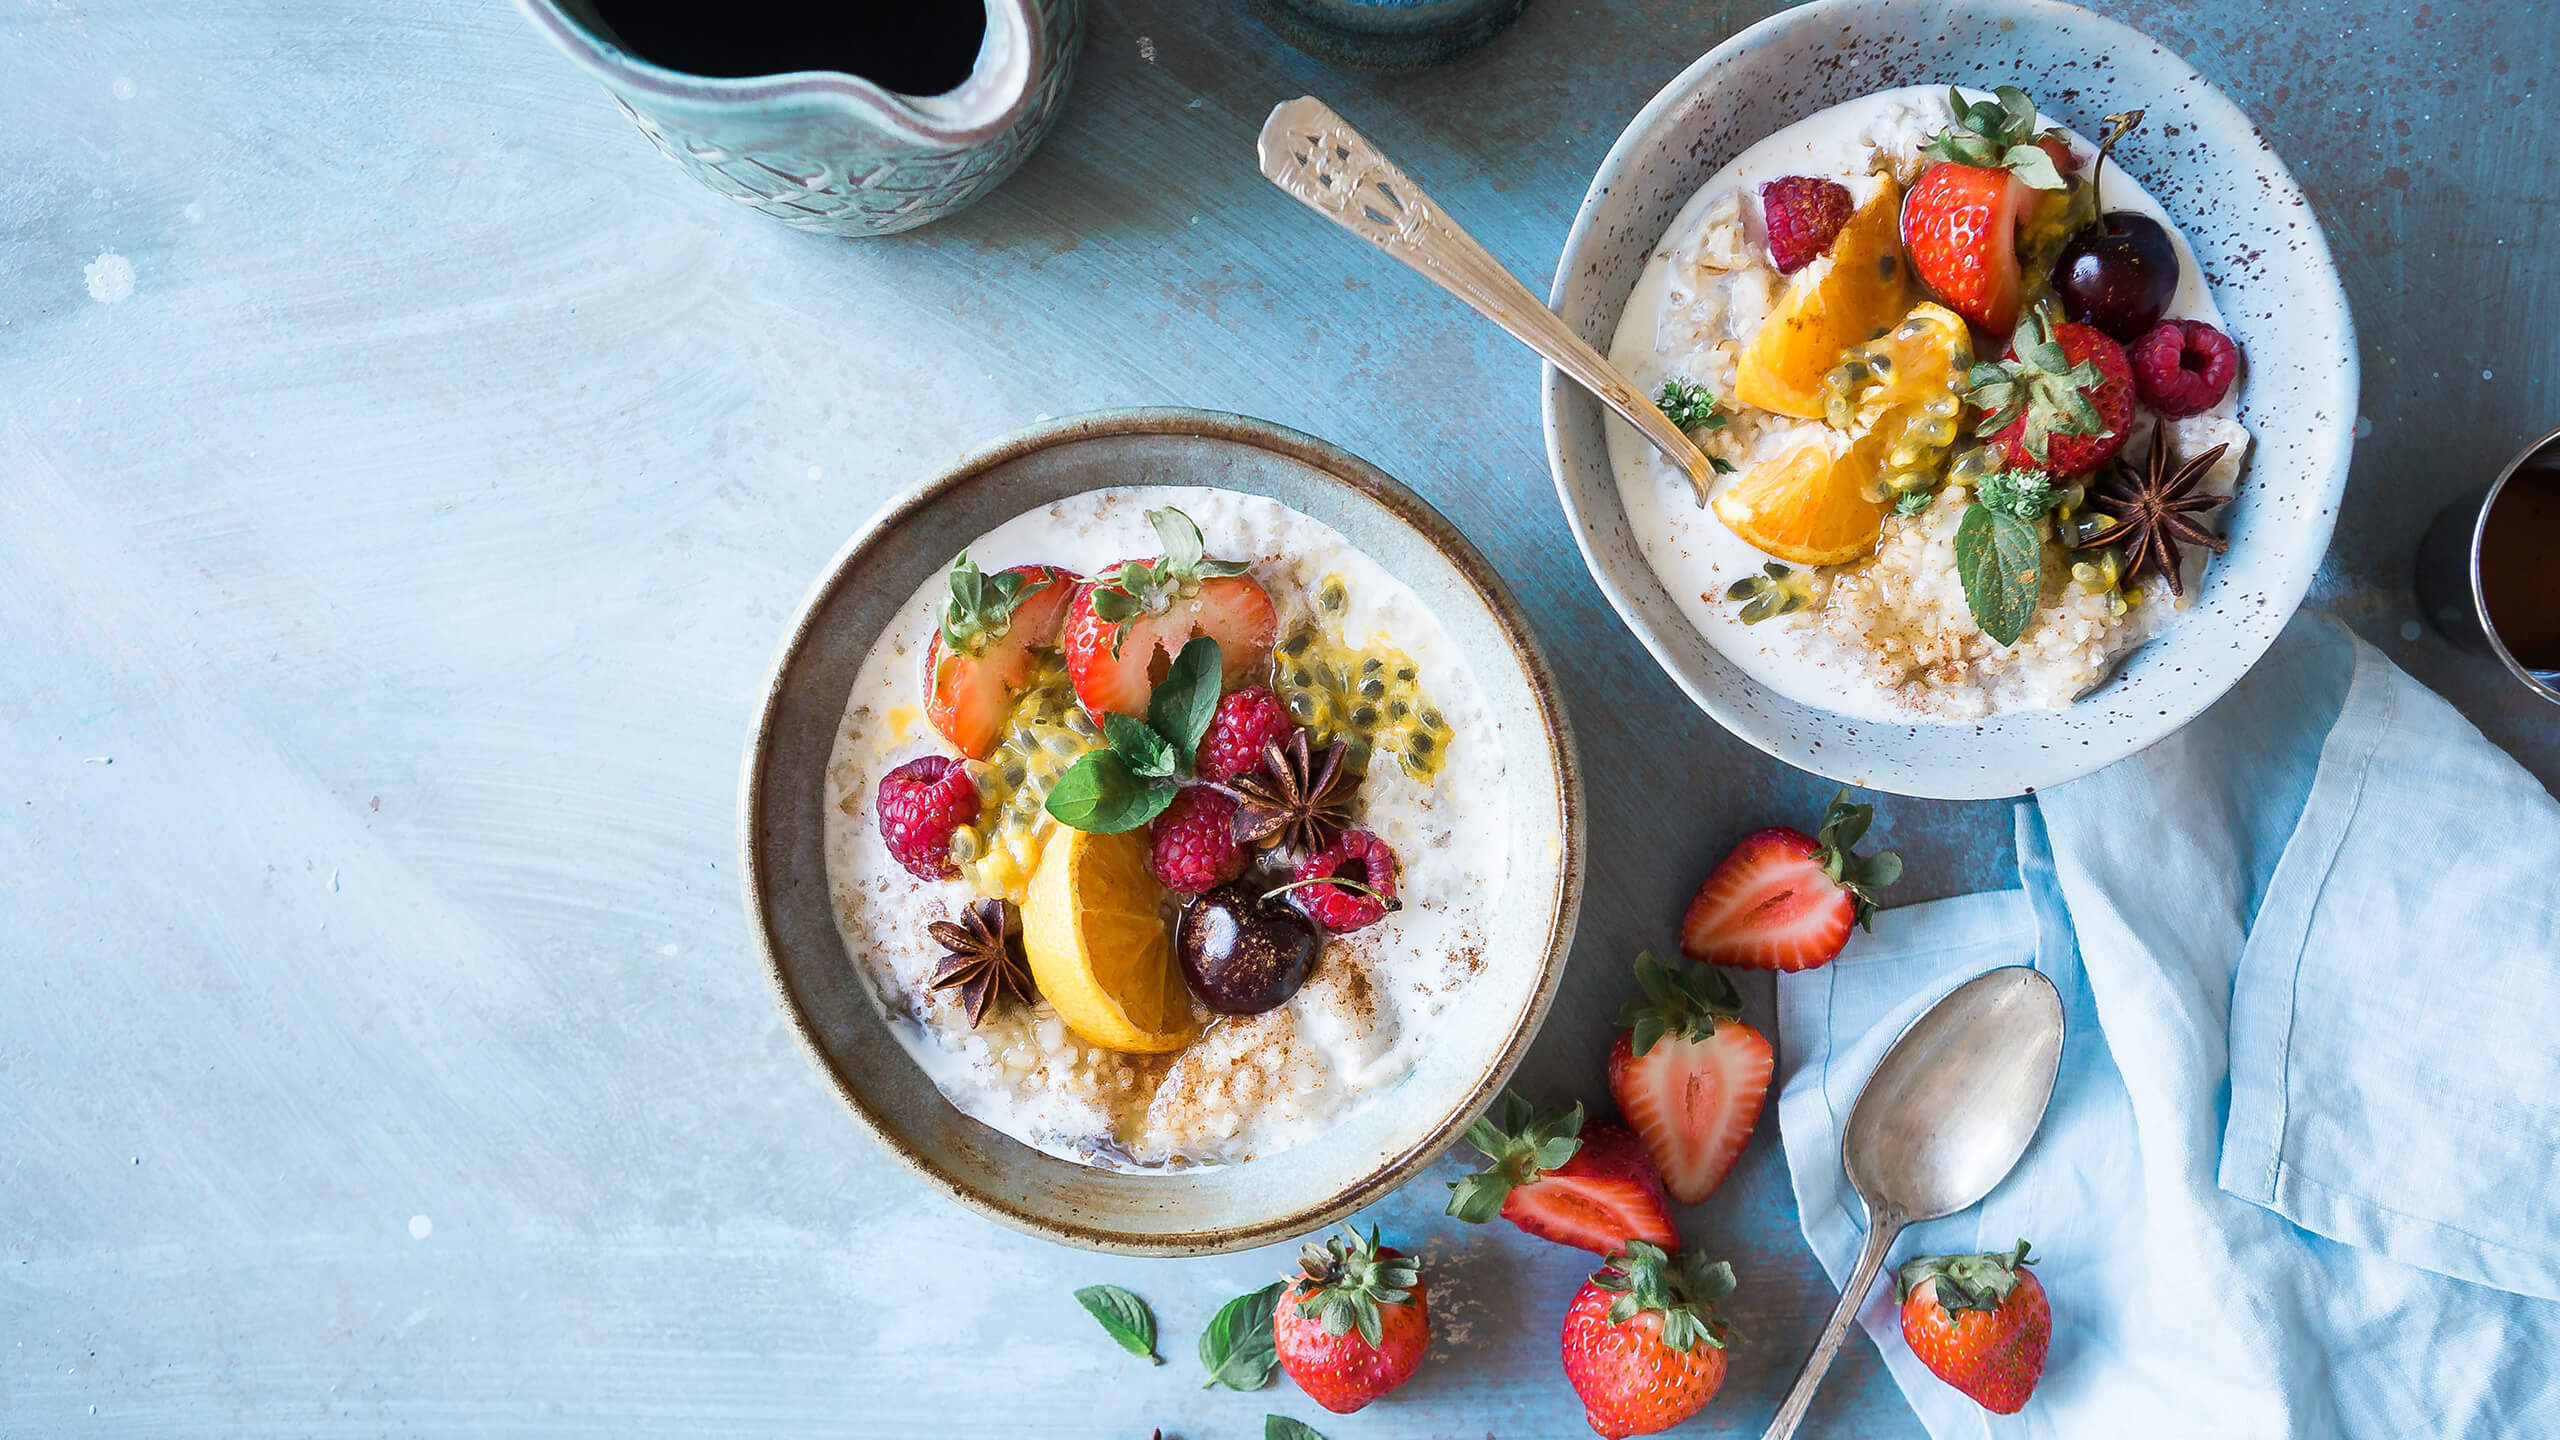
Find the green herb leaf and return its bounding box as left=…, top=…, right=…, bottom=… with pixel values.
left=1105, top=711, right=1180, bottom=781
left=1147, top=636, right=1224, bottom=770
left=1954, top=504, right=2044, bottom=647
left=1045, top=751, right=1178, bottom=834
left=1655, top=379, right=1729, bottom=432
left=1267, top=1417, right=1329, bottom=1440
left=1976, top=468, right=2062, bottom=522
left=1895, top=491, right=1935, bottom=517
left=1200, top=1281, right=1288, bottom=1391
left=1073, top=1284, right=1162, bottom=1364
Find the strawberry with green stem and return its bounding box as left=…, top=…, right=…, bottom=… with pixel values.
left=922, top=555, right=1080, bottom=758
left=1062, top=507, right=1277, bottom=721
left=1560, top=1241, right=1740, bottom=1438
left=1446, top=1095, right=1679, bottom=1255
left=1969, top=303, right=2135, bottom=477
left=1898, top=1240, right=2051, bottom=1414
left=1607, top=953, right=1773, bottom=1205
left=1271, top=1224, right=1429, bottom=1414
left=1901, top=86, right=2075, bottom=337
left=1680, top=789, right=1902, bottom=971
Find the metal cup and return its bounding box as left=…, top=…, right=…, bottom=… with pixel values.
left=2415, top=424, right=2560, bottom=706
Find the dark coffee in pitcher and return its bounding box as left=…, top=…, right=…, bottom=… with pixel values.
left=590, top=0, right=989, bottom=96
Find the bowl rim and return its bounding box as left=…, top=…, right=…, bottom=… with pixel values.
left=1540, top=0, right=2359, bottom=798
left=736, top=406, right=1586, bottom=1253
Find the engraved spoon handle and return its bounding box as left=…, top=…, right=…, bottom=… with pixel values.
left=1256, top=96, right=1715, bottom=502
left=1761, top=1214, right=1905, bottom=1440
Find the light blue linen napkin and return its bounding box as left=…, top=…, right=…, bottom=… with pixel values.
left=1777, top=613, right=2560, bottom=1436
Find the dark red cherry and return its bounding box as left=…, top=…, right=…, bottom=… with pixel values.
left=2054, top=211, right=2180, bottom=342
left=1177, top=882, right=1321, bottom=1016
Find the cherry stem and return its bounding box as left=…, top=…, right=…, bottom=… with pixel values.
left=2089, top=110, right=2144, bottom=206
left=1261, top=874, right=1403, bottom=911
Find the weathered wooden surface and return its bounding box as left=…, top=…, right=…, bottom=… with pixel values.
left=3, top=0, right=2550, bottom=1433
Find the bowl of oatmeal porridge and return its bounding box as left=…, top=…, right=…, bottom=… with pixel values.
left=741, top=409, right=1581, bottom=1254
left=1543, top=0, right=2355, bottom=797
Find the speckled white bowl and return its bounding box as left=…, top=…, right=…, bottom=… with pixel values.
left=1544, top=0, right=2355, bottom=798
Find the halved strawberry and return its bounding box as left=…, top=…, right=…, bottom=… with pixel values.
left=1902, top=85, right=2074, bottom=337
left=1446, top=1095, right=1679, bottom=1255
left=1608, top=953, right=1773, bottom=1205
left=922, top=558, right=1079, bottom=759
left=1061, top=507, right=1276, bottom=720
left=1679, top=789, right=1902, bottom=972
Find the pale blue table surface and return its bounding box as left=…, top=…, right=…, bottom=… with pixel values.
left=3, top=0, right=2551, bottom=1434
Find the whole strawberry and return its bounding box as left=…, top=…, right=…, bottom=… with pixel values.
left=1680, top=789, right=1901, bottom=971
left=1608, top=953, right=1773, bottom=1205
left=875, top=755, right=980, bottom=881
left=1272, top=1224, right=1429, bottom=1414
left=1970, top=306, right=2135, bottom=477
left=1446, top=1095, right=1679, bottom=1255
left=1561, top=1241, right=1738, bottom=1438
left=1897, top=1240, right=2051, bottom=1415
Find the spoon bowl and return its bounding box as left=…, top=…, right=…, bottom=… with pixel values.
left=1845, top=965, right=2068, bottom=1222
left=1761, top=966, right=2064, bottom=1440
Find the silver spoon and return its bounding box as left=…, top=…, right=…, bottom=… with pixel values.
left=1256, top=97, right=1720, bottom=503
left=1761, top=965, right=2065, bottom=1440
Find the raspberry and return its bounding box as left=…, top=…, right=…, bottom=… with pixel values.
left=2128, top=319, right=2240, bottom=418
left=875, top=755, right=979, bottom=881
left=1196, top=687, right=1297, bottom=784
left=1759, top=176, right=1854, bottom=274
left=1289, top=830, right=1401, bottom=933
left=1149, top=785, right=1246, bottom=894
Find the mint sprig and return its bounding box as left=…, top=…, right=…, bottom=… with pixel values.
left=1073, top=1283, right=1162, bottom=1364
left=1044, top=636, right=1222, bottom=834
left=1954, top=502, right=2044, bottom=647
left=1200, top=1280, right=1288, bottom=1391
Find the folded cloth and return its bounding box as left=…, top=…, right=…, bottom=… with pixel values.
left=1777, top=613, right=2560, bottom=1437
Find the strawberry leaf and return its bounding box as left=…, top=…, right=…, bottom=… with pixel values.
left=1073, top=1284, right=1162, bottom=1364
left=1200, top=1281, right=1288, bottom=1391
left=1448, top=1094, right=1585, bottom=1222
left=1955, top=504, right=2043, bottom=648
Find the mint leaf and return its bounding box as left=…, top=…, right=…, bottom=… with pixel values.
left=1955, top=504, right=2043, bottom=647
left=1147, top=636, right=1223, bottom=769
left=1105, top=711, right=1179, bottom=780
left=1267, top=1418, right=1328, bottom=1440
left=1045, top=751, right=1177, bottom=834
left=1073, top=1284, right=1162, bottom=1365
left=1200, top=1281, right=1288, bottom=1391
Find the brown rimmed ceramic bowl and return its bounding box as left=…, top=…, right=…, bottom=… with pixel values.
left=738, top=408, right=1583, bottom=1254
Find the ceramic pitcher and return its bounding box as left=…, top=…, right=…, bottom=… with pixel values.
left=519, top=0, right=1084, bottom=237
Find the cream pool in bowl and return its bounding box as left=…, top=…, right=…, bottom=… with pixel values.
left=741, top=410, right=1580, bottom=1253
left=1544, top=0, right=2355, bottom=798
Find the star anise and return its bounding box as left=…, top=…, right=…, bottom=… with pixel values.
left=925, top=899, right=1033, bottom=1027
left=2071, top=438, right=2235, bottom=597
left=1231, top=730, right=1356, bottom=855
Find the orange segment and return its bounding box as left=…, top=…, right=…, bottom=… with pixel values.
left=1021, top=828, right=1195, bottom=1054
left=1712, top=440, right=1892, bottom=566
left=1733, top=178, right=1917, bottom=421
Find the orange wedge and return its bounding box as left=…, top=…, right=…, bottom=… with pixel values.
left=1733, top=178, right=1917, bottom=421
left=1712, top=440, right=1893, bottom=566
left=1021, top=828, right=1195, bottom=1054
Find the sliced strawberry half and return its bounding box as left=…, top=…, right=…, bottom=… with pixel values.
left=1061, top=507, right=1276, bottom=720
left=1901, top=86, right=2075, bottom=337
left=921, top=558, right=1079, bottom=759
left=1608, top=952, right=1774, bottom=1204
left=1446, top=1095, right=1679, bottom=1255
left=1679, top=789, right=1902, bottom=972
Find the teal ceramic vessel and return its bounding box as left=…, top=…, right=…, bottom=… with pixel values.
left=1249, top=0, right=1529, bottom=73
left=518, top=0, right=1083, bottom=236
